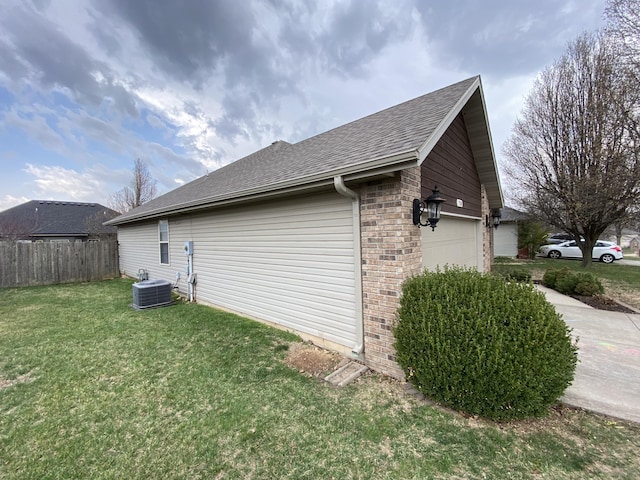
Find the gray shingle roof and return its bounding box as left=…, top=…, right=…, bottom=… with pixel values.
left=500, top=207, right=531, bottom=223
left=0, top=200, right=118, bottom=237
left=110, top=76, right=491, bottom=225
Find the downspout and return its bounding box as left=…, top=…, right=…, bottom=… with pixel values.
left=333, top=176, right=364, bottom=358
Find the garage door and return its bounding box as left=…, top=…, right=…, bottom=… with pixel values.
left=422, top=216, right=481, bottom=270
left=494, top=224, right=518, bottom=257
left=178, top=192, right=358, bottom=349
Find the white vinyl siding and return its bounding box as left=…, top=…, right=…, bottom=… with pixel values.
left=421, top=216, right=482, bottom=271
left=118, top=192, right=358, bottom=348
left=118, top=222, right=167, bottom=280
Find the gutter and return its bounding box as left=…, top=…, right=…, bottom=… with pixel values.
left=106, top=150, right=419, bottom=226
left=333, top=175, right=364, bottom=358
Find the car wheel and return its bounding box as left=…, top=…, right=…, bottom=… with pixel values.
left=548, top=250, right=561, bottom=259
left=600, top=254, right=615, bottom=264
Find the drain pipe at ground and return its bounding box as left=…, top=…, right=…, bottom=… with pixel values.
left=333, top=176, right=364, bottom=357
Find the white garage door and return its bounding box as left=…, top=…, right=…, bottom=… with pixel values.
left=421, top=216, right=481, bottom=271
left=494, top=224, right=518, bottom=257
left=171, top=192, right=358, bottom=348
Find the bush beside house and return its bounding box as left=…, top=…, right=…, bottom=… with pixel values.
left=394, top=268, right=578, bottom=421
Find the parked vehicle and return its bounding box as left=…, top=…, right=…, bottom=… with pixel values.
left=539, top=240, right=623, bottom=264
left=546, top=233, right=581, bottom=244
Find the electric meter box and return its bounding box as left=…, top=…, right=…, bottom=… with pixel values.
left=184, top=241, right=193, bottom=255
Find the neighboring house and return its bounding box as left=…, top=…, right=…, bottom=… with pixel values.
left=629, top=236, right=640, bottom=251
left=604, top=230, right=640, bottom=249
left=0, top=200, right=118, bottom=241
left=494, top=207, right=530, bottom=257
left=107, top=76, right=504, bottom=378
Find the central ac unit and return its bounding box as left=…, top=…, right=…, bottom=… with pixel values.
left=132, top=279, right=173, bottom=309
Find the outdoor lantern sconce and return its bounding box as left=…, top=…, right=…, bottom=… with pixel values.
left=413, top=187, right=446, bottom=231
left=486, top=208, right=502, bottom=229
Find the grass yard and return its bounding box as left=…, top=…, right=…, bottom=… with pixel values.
left=493, top=256, right=640, bottom=310
left=1, top=279, right=639, bottom=479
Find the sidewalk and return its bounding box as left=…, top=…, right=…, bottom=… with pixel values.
left=536, top=285, right=640, bottom=424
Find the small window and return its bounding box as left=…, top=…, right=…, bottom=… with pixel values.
left=159, top=220, right=169, bottom=265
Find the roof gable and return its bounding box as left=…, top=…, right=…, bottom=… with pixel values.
left=110, top=76, right=502, bottom=225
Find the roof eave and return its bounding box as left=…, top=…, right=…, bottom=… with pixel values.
left=107, top=150, right=419, bottom=226
left=31, top=233, right=89, bottom=237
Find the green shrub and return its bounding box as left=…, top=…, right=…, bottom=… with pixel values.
left=517, top=220, right=548, bottom=259
left=574, top=272, right=604, bottom=296
left=542, top=267, right=567, bottom=289
left=394, top=267, right=577, bottom=421
left=542, top=267, right=575, bottom=293
left=542, top=268, right=604, bottom=296
left=503, top=267, right=532, bottom=284
left=555, top=269, right=579, bottom=295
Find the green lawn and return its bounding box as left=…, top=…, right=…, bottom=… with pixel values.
left=622, top=248, right=640, bottom=260
left=1, top=279, right=639, bottom=479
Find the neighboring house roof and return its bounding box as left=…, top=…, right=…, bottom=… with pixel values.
left=0, top=200, right=118, bottom=238
left=108, top=76, right=503, bottom=226
left=500, top=207, right=531, bottom=223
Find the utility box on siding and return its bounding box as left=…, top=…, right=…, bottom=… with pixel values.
left=132, top=279, right=173, bottom=309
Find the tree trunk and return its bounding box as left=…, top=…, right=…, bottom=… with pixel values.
left=615, top=224, right=623, bottom=247
left=580, top=238, right=596, bottom=268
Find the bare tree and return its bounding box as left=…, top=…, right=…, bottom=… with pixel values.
left=0, top=215, right=38, bottom=241
left=503, top=32, right=640, bottom=267
left=109, top=159, right=158, bottom=214
left=605, top=1, right=640, bottom=244
left=605, top=0, right=640, bottom=74
left=84, top=210, right=119, bottom=240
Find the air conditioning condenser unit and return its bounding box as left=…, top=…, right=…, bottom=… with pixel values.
left=132, top=279, right=173, bottom=309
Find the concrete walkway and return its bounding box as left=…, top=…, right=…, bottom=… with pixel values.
left=617, top=259, right=640, bottom=266
left=536, top=285, right=640, bottom=423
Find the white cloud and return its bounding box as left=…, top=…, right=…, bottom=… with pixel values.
left=0, top=194, right=30, bottom=212
left=0, top=0, right=610, bottom=210
left=24, top=163, right=107, bottom=203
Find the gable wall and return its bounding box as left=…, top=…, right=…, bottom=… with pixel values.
left=421, top=113, right=482, bottom=217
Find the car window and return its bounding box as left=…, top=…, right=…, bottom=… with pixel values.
left=567, top=241, right=577, bottom=247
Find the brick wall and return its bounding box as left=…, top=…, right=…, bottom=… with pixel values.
left=481, top=184, right=492, bottom=272
left=359, top=167, right=422, bottom=379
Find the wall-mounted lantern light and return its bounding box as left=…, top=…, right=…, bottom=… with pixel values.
left=486, top=208, right=502, bottom=229
left=413, top=187, right=446, bottom=231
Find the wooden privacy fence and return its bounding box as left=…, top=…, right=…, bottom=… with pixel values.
left=0, top=240, right=119, bottom=288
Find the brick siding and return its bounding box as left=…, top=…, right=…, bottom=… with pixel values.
left=359, top=170, right=493, bottom=378
left=359, top=167, right=422, bottom=379
left=481, top=184, right=493, bottom=272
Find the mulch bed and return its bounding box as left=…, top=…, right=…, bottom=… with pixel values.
left=533, top=279, right=637, bottom=313
left=571, top=295, right=637, bottom=313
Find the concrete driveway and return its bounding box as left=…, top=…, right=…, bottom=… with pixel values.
left=536, top=285, right=640, bottom=424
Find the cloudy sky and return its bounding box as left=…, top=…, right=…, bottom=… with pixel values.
left=0, top=0, right=608, bottom=211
